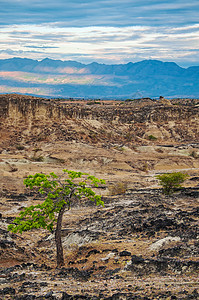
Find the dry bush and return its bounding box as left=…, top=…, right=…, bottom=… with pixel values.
left=190, top=150, right=198, bottom=159
left=108, top=182, right=128, bottom=195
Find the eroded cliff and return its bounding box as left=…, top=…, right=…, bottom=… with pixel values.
left=0, top=94, right=199, bottom=148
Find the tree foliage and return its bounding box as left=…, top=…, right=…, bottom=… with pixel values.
left=156, top=172, right=188, bottom=195
left=8, top=169, right=105, bottom=267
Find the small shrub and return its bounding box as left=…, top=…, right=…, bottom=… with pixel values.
left=56, top=158, right=65, bottom=164
left=125, top=132, right=133, bottom=142
left=10, top=167, right=18, bottom=172
left=156, top=172, right=189, bottom=195
left=66, top=243, right=80, bottom=262
left=155, top=148, right=164, bottom=153
left=86, top=101, right=101, bottom=105
left=108, top=182, right=128, bottom=195
left=125, top=99, right=134, bottom=102
left=140, top=162, right=148, bottom=172
left=37, top=133, right=48, bottom=141
left=113, top=145, right=125, bottom=152
left=107, top=131, right=113, bottom=139
left=16, top=145, right=25, bottom=150
left=148, top=135, right=157, bottom=141
left=48, top=157, right=66, bottom=164
left=33, top=148, right=42, bottom=153
left=31, top=156, right=44, bottom=162
left=189, top=151, right=198, bottom=158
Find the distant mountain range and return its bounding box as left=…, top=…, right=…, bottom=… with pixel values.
left=0, top=57, right=199, bottom=99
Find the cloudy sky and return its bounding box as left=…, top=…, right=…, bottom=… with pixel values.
left=0, top=0, right=199, bottom=67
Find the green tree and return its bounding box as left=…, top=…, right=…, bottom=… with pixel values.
left=156, top=172, right=188, bottom=195
left=8, top=170, right=105, bottom=267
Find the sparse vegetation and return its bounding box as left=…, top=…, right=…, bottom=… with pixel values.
left=54, top=158, right=65, bottom=164
left=31, top=148, right=44, bottom=162
left=140, top=162, right=149, bottom=172
left=33, top=148, right=42, bottom=152
left=124, top=98, right=134, bottom=102
left=113, top=145, right=125, bottom=152
left=156, top=172, right=189, bottom=195
left=16, top=144, right=25, bottom=150
left=30, top=155, right=44, bottom=162
left=86, top=101, right=101, bottom=105
left=107, top=131, right=113, bottom=139
left=189, top=150, right=198, bottom=158
left=125, top=132, right=133, bottom=142
left=155, top=148, right=164, bottom=153
left=37, top=133, right=48, bottom=141
left=148, top=135, right=157, bottom=141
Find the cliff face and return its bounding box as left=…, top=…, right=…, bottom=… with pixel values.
left=0, top=94, right=199, bottom=148
left=1, top=94, right=198, bottom=123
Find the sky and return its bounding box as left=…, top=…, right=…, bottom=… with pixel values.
left=0, top=0, right=199, bottom=67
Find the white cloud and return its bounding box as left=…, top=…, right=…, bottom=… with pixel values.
left=0, top=23, right=199, bottom=67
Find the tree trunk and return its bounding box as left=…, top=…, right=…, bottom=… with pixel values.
left=55, top=203, right=67, bottom=267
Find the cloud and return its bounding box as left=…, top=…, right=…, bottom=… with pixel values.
left=25, top=45, right=59, bottom=49
left=0, top=0, right=199, bottom=27
left=0, top=23, right=199, bottom=67
left=0, top=1, right=199, bottom=67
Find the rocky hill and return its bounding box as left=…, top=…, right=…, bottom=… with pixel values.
left=0, top=94, right=198, bottom=299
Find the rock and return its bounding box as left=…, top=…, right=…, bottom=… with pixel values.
left=126, top=256, right=199, bottom=275
left=44, top=291, right=53, bottom=298
left=131, top=255, right=145, bottom=264
left=0, top=239, right=16, bottom=248
left=119, top=250, right=131, bottom=257
left=105, top=292, right=143, bottom=299
left=86, top=249, right=100, bottom=257
left=58, top=267, right=92, bottom=281
left=0, top=287, right=15, bottom=295
left=105, top=268, right=121, bottom=277
left=98, top=265, right=106, bottom=270
left=149, top=237, right=181, bottom=251
left=14, top=295, right=36, bottom=300
left=61, top=292, right=95, bottom=299
left=143, top=216, right=177, bottom=231
left=101, top=252, right=115, bottom=261
left=77, top=259, right=88, bottom=264
left=158, top=245, right=184, bottom=257
left=62, top=230, right=100, bottom=248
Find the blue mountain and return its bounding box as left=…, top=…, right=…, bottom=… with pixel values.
left=0, top=58, right=198, bottom=98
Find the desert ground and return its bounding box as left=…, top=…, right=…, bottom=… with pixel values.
left=0, top=94, right=198, bottom=299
